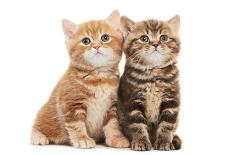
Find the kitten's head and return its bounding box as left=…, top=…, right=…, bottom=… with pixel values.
left=121, top=15, right=180, bottom=69
left=62, top=10, right=123, bottom=69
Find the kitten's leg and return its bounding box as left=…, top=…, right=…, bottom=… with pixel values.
left=65, top=121, right=95, bottom=148
left=60, top=98, right=95, bottom=149
left=126, top=98, right=152, bottom=151
left=129, top=123, right=152, bottom=151
left=103, top=105, right=129, bottom=148
left=154, top=100, right=180, bottom=151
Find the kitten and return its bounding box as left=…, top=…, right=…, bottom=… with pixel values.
left=31, top=10, right=129, bottom=149
left=118, top=15, right=182, bottom=151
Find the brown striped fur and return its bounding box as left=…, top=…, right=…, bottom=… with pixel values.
left=118, top=15, right=181, bottom=151
left=31, top=10, right=129, bottom=149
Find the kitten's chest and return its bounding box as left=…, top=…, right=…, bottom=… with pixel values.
left=86, top=84, right=116, bottom=139
left=144, top=84, right=163, bottom=123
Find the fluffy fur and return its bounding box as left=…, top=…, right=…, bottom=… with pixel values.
left=118, top=15, right=182, bottom=151
left=31, top=10, right=129, bottom=149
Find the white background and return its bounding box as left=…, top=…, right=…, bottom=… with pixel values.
left=0, top=0, right=232, bottom=154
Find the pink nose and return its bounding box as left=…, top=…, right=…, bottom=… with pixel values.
left=93, top=45, right=100, bottom=50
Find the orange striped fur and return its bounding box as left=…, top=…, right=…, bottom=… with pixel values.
left=31, top=10, right=129, bottom=149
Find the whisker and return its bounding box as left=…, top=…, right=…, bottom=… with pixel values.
left=127, top=52, right=140, bottom=61
left=127, top=51, right=146, bottom=63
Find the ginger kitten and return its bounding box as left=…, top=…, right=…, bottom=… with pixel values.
left=118, top=15, right=182, bottom=151
left=31, top=10, right=129, bottom=149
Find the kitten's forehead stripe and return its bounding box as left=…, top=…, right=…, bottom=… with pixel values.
left=145, top=20, right=158, bottom=32
left=77, top=21, right=110, bottom=39
left=141, top=20, right=166, bottom=37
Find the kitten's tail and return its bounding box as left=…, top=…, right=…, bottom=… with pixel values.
left=172, top=135, right=182, bottom=150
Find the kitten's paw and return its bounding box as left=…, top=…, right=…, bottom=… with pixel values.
left=154, top=141, right=175, bottom=151
left=131, top=138, right=152, bottom=151
left=106, top=136, right=129, bottom=148
left=30, top=128, right=49, bottom=145
left=72, top=136, right=96, bottom=149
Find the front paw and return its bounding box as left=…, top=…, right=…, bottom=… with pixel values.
left=131, top=138, right=152, bottom=151
left=72, top=136, right=96, bottom=149
left=106, top=136, right=129, bottom=148
left=154, top=141, right=174, bottom=151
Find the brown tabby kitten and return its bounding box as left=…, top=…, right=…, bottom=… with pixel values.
left=31, top=10, right=129, bottom=149
left=118, top=15, right=182, bottom=151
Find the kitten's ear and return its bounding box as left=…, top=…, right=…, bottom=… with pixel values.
left=62, top=19, right=77, bottom=39
left=106, top=10, right=121, bottom=31
left=120, top=16, right=135, bottom=37
left=167, top=15, right=180, bottom=32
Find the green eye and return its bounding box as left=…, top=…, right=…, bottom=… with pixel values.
left=140, top=35, right=149, bottom=42
left=160, top=35, right=169, bottom=42
left=82, top=37, right=91, bottom=45
left=101, top=34, right=110, bottom=42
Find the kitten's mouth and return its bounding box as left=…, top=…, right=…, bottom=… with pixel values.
left=152, top=47, right=159, bottom=53
left=93, top=50, right=104, bottom=56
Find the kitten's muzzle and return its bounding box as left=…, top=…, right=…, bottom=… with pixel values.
left=152, top=44, right=160, bottom=52
left=93, top=49, right=104, bottom=56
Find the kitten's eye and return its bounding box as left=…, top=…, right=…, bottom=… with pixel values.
left=82, top=37, right=91, bottom=45
left=101, top=34, right=110, bottom=42
left=160, top=35, right=169, bottom=42
left=140, top=35, right=149, bottom=42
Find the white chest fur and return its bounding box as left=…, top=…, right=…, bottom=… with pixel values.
left=86, top=84, right=116, bottom=139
